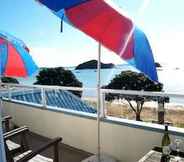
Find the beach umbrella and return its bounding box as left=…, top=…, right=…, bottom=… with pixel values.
left=36, top=0, right=158, bottom=81
left=0, top=31, right=38, bottom=77
left=0, top=31, right=38, bottom=162
left=35, top=1, right=158, bottom=161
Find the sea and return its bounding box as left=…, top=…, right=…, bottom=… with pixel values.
left=17, top=64, right=184, bottom=104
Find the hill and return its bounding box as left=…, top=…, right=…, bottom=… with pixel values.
left=75, top=60, right=114, bottom=70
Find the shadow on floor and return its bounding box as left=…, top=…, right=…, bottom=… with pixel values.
left=15, top=131, right=92, bottom=162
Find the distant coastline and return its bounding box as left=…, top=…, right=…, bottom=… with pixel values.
left=75, top=60, right=114, bottom=70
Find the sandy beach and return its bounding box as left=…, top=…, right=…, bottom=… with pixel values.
left=84, top=98, right=184, bottom=128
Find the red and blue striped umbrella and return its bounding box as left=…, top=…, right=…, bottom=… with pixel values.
left=37, top=0, right=158, bottom=81
left=0, top=31, right=38, bottom=162
left=0, top=31, right=38, bottom=77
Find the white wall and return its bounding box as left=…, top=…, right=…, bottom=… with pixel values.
left=3, top=101, right=173, bottom=162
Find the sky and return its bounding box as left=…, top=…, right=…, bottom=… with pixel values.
left=0, top=0, right=184, bottom=68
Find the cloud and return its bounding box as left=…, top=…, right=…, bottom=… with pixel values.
left=149, top=31, right=184, bottom=67
left=31, top=46, right=124, bottom=67
left=30, top=29, right=184, bottom=68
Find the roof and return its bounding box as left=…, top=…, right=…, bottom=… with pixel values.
left=4, top=89, right=96, bottom=114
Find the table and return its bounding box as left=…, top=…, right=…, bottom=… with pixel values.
left=139, top=147, right=184, bottom=162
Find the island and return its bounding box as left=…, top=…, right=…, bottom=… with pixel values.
left=75, top=60, right=114, bottom=70
left=155, top=62, right=162, bottom=68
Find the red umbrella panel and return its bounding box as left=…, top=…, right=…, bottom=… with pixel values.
left=0, top=32, right=38, bottom=77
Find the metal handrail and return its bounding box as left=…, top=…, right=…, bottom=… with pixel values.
left=1, top=83, right=184, bottom=98
left=1, top=83, right=184, bottom=125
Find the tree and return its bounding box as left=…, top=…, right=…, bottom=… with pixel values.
left=34, top=67, right=82, bottom=97
left=103, top=70, right=163, bottom=121
left=1, top=77, right=19, bottom=84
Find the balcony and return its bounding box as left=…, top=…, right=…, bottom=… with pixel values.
left=1, top=83, right=184, bottom=162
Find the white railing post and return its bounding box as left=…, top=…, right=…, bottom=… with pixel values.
left=8, top=85, right=11, bottom=100
left=100, top=92, right=106, bottom=118
left=22, top=88, right=26, bottom=101
left=41, top=88, right=46, bottom=108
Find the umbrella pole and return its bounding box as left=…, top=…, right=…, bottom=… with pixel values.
left=97, top=42, right=101, bottom=162
left=81, top=42, right=116, bottom=162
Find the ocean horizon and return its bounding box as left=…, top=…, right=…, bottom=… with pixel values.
left=17, top=64, right=184, bottom=104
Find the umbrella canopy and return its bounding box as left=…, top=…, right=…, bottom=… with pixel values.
left=0, top=31, right=38, bottom=77
left=37, top=0, right=158, bottom=81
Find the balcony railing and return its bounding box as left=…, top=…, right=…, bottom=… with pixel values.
left=1, top=83, right=184, bottom=162
left=1, top=83, right=184, bottom=128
